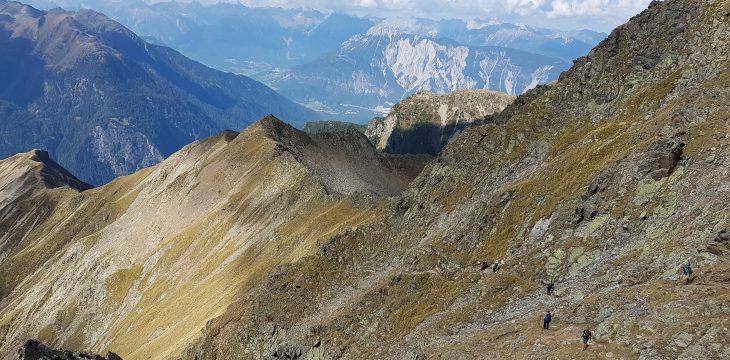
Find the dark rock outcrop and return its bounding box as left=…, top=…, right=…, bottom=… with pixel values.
left=18, top=340, right=122, bottom=360
left=29, top=150, right=93, bottom=191
left=638, top=139, right=684, bottom=180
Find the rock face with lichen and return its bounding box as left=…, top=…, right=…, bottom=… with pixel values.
left=364, top=89, right=515, bottom=155
left=180, top=1, right=730, bottom=359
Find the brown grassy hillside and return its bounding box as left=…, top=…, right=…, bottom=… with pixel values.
left=0, top=116, right=430, bottom=359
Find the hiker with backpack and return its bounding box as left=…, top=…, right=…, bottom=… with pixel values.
left=581, top=328, right=593, bottom=351
left=681, top=261, right=694, bottom=284
left=543, top=310, right=552, bottom=330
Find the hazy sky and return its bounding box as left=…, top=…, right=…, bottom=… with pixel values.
left=182, top=0, right=655, bottom=32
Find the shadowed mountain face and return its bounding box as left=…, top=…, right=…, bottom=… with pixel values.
left=365, top=90, right=515, bottom=156
left=0, top=1, right=318, bottom=185
left=0, top=115, right=430, bottom=359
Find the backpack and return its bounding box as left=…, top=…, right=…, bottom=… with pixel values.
left=683, top=264, right=693, bottom=275
left=582, top=330, right=591, bottom=340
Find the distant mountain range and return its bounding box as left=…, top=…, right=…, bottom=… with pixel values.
left=367, top=17, right=606, bottom=62
left=23, top=0, right=606, bottom=122
left=25, top=0, right=376, bottom=73
left=259, top=32, right=568, bottom=121
left=0, top=0, right=317, bottom=185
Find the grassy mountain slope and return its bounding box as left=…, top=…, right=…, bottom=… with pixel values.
left=182, top=1, right=730, bottom=358
left=0, top=116, right=430, bottom=359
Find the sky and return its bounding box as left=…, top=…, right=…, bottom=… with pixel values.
left=183, top=0, right=656, bottom=32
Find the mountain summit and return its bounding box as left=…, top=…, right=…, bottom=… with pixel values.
left=365, top=90, right=515, bottom=155
left=0, top=1, right=317, bottom=185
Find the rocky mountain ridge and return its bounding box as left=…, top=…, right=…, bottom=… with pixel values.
left=19, top=339, right=122, bottom=360
left=0, top=0, right=317, bottom=185
left=365, top=89, right=515, bottom=155
left=0, top=115, right=429, bottom=359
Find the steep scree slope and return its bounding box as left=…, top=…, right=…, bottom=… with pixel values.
left=0, top=116, right=429, bottom=359
left=183, top=1, right=730, bottom=359
left=0, top=0, right=318, bottom=185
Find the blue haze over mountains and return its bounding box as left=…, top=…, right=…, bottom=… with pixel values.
left=0, top=0, right=317, bottom=185
left=25, top=0, right=607, bottom=122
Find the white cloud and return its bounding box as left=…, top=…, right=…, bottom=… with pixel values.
left=153, top=0, right=655, bottom=32
left=547, top=0, right=611, bottom=18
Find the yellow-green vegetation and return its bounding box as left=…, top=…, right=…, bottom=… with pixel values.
left=439, top=183, right=474, bottom=211
left=106, top=264, right=144, bottom=304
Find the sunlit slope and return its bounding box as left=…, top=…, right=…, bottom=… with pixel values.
left=0, top=116, right=429, bottom=359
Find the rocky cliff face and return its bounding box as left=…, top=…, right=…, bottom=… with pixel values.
left=365, top=90, right=515, bottom=155
left=0, top=1, right=318, bottom=185
left=364, top=18, right=606, bottom=61
left=0, top=116, right=429, bottom=359
left=180, top=0, right=730, bottom=358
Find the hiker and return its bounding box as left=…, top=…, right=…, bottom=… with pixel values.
left=681, top=261, right=694, bottom=284
left=581, top=328, right=593, bottom=351
left=492, top=261, right=500, bottom=273
left=543, top=310, right=552, bottom=330
left=480, top=260, right=490, bottom=271
left=546, top=280, right=555, bottom=295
